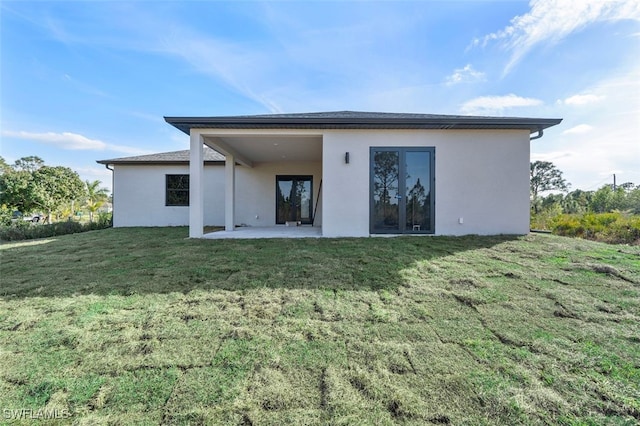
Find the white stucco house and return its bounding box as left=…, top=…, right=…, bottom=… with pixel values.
left=97, top=111, right=561, bottom=238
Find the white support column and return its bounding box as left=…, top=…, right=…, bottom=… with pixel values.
left=189, top=132, right=204, bottom=238
left=225, top=154, right=235, bottom=231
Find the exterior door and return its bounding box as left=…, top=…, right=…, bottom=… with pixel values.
left=276, top=176, right=313, bottom=224
left=370, top=148, right=435, bottom=234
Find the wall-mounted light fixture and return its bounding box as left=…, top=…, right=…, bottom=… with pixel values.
left=345, top=152, right=350, bottom=164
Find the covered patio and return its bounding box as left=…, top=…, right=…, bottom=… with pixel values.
left=186, top=129, right=323, bottom=238
left=204, top=225, right=322, bottom=239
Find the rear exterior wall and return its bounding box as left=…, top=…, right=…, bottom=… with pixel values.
left=321, top=129, right=530, bottom=237
left=113, top=129, right=529, bottom=236
left=112, top=164, right=224, bottom=227
left=112, top=162, right=322, bottom=227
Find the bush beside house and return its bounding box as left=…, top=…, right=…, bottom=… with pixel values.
left=0, top=213, right=112, bottom=241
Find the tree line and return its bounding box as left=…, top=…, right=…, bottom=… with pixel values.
left=530, top=161, right=640, bottom=216
left=0, top=156, right=109, bottom=225
left=2, top=156, right=636, bottom=230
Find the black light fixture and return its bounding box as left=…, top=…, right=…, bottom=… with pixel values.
left=345, top=152, right=350, bottom=164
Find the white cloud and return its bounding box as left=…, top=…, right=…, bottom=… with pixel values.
left=2, top=130, right=106, bottom=150
left=444, top=64, right=485, bottom=86
left=559, top=94, right=604, bottom=106
left=105, top=144, right=154, bottom=156
left=23, top=3, right=489, bottom=115
left=1, top=130, right=150, bottom=155
left=531, top=151, right=573, bottom=162
left=159, top=30, right=284, bottom=113
left=460, top=94, right=543, bottom=115
left=128, top=4, right=446, bottom=114
left=562, top=124, right=594, bottom=134
left=474, top=0, right=640, bottom=74
left=532, top=68, right=640, bottom=189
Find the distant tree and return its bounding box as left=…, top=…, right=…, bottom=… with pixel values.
left=0, top=204, right=12, bottom=226
left=625, top=187, right=640, bottom=214
left=84, top=180, right=109, bottom=222
left=0, top=169, right=34, bottom=212
left=407, top=178, right=427, bottom=227
left=562, top=189, right=592, bottom=214
left=590, top=185, right=626, bottom=213
left=373, top=152, right=399, bottom=224
left=0, top=156, right=11, bottom=175
left=28, top=166, right=85, bottom=224
left=540, top=193, right=564, bottom=211
left=530, top=161, right=570, bottom=213
left=1, top=156, right=47, bottom=213
left=619, top=182, right=636, bottom=192
left=56, top=203, right=74, bottom=222
left=13, top=156, right=45, bottom=172
left=0, top=159, right=88, bottom=223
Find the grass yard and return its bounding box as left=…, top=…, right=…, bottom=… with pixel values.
left=0, top=228, right=639, bottom=425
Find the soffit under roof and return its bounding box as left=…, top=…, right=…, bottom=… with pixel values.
left=205, top=135, right=322, bottom=163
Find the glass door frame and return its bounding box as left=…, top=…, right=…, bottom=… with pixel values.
left=369, top=147, right=435, bottom=234
left=275, top=175, right=314, bottom=225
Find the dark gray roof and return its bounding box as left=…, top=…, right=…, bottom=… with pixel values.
left=97, top=147, right=224, bottom=165
left=165, top=110, right=562, bottom=134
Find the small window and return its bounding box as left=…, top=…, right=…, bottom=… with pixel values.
left=166, top=175, right=189, bottom=206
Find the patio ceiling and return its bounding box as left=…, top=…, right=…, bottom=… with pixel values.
left=203, top=135, right=322, bottom=164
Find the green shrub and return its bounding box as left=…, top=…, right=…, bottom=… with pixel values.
left=97, top=212, right=113, bottom=228
left=0, top=224, right=30, bottom=241
left=530, top=203, right=562, bottom=231
left=0, top=214, right=113, bottom=241
left=550, top=212, right=640, bottom=245
left=550, top=215, right=584, bottom=237
left=598, top=215, right=640, bottom=245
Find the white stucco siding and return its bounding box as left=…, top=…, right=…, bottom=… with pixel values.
left=113, top=128, right=529, bottom=235
left=321, top=129, right=530, bottom=237
left=112, top=162, right=322, bottom=228
left=434, top=130, right=531, bottom=235
left=235, top=161, right=323, bottom=227
left=112, top=164, right=225, bottom=227
left=321, top=133, right=371, bottom=237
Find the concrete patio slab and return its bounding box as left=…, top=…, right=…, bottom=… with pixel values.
left=203, top=226, right=322, bottom=239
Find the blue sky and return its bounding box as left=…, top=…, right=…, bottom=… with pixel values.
left=1, top=0, right=639, bottom=192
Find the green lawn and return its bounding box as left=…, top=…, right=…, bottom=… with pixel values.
left=1, top=228, right=639, bottom=425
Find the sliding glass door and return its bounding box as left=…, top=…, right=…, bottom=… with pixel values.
left=276, top=176, right=313, bottom=224
left=370, top=148, right=435, bottom=234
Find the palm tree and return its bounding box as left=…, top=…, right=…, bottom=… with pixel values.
left=84, top=180, right=109, bottom=223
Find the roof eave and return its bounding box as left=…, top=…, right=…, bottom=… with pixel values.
left=164, top=116, right=562, bottom=135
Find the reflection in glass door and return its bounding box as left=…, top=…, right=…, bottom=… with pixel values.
left=370, top=148, right=434, bottom=234
left=276, top=176, right=313, bottom=224
left=371, top=150, right=400, bottom=232
left=405, top=150, right=432, bottom=232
